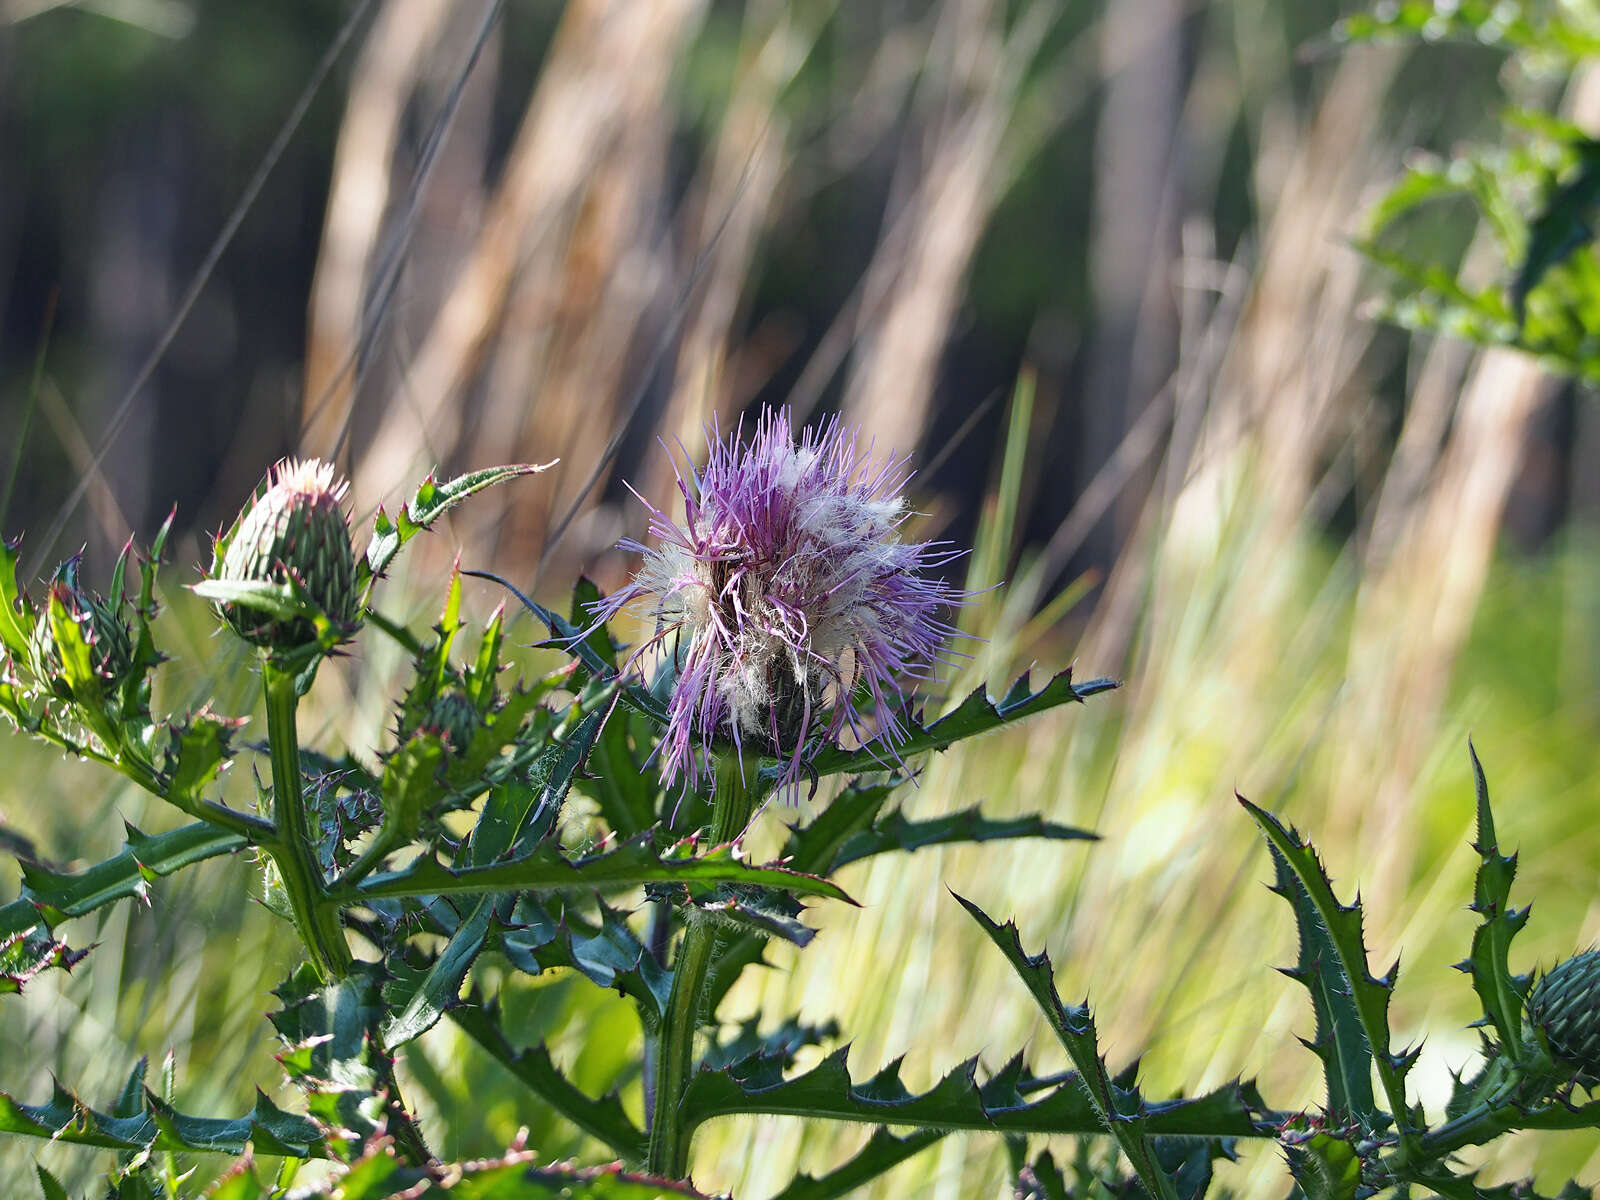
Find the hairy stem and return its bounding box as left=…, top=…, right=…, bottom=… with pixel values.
left=380, top=1065, right=436, bottom=1169
left=642, top=901, right=672, bottom=1128
left=648, top=754, right=763, bottom=1178
left=33, top=704, right=275, bottom=841
left=261, top=660, right=350, bottom=982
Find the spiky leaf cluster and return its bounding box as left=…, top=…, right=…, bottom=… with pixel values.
left=0, top=520, right=173, bottom=772
left=27, top=558, right=135, bottom=696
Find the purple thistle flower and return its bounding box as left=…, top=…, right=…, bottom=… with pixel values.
left=597, top=408, right=966, bottom=797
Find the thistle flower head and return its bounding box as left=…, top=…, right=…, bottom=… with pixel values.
left=598, top=409, right=964, bottom=796
left=1529, top=949, right=1600, bottom=1087
left=212, top=458, right=360, bottom=651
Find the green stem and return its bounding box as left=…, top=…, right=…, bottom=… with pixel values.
left=33, top=712, right=275, bottom=842
left=1417, top=1055, right=1554, bottom=1158
left=380, top=1066, right=435, bottom=1169
left=261, top=660, right=350, bottom=981
left=647, top=754, right=763, bottom=1178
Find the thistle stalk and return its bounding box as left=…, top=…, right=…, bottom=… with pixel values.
left=261, top=660, right=350, bottom=982
left=648, top=754, right=765, bottom=1177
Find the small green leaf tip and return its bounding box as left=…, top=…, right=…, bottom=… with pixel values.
left=1529, top=950, right=1600, bottom=1088
left=210, top=458, right=361, bottom=652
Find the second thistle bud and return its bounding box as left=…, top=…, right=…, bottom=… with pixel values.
left=423, top=690, right=481, bottom=753
left=1528, top=950, right=1600, bottom=1088
left=212, top=458, right=361, bottom=653
left=29, top=563, right=134, bottom=694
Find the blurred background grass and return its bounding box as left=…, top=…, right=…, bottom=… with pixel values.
left=3, top=0, right=1600, bottom=1195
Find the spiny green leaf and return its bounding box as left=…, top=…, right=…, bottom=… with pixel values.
left=471, top=707, right=602, bottom=853
left=701, top=928, right=783, bottom=1018
left=359, top=464, right=552, bottom=598
left=450, top=999, right=647, bottom=1160
left=333, top=834, right=853, bottom=906
left=447, top=683, right=562, bottom=796
left=466, top=602, right=505, bottom=709
left=190, top=578, right=301, bottom=621
left=214, top=1140, right=712, bottom=1199
left=1281, top=1117, right=1367, bottom=1200
left=1267, top=842, right=1378, bottom=1126
left=770, top=1126, right=945, bottom=1199
left=679, top=1043, right=1264, bottom=1141
left=34, top=1166, right=73, bottom=1200
left=1, top=820, right=245, bottom=936
left=380, top=895, right=495, bottom=1049
left=46, top=587, right=100, bottom=705
left=162, top=710, right=245, bottom=809
left=693, top=882, right=815, bottom=947
left=1413, top=1166, right=1593, bottom=1200
left=0, top=924, right=88, bottom=994
left=494, top=895, right=672, bottom=1026
left=1242, top=798, right=1418, bottom=1147
left=954, top=892, right=1179, bottom=1200
left=484, top=572, right=669, bottom=725
left=781, top=781, right=899, bottom=875
left=831, top=803, right=1095, bottom=870
left=0, top=1079, right=321, bottom=1157
left=130, top=509, right=173, bottom=672
left=380, top=732, right=447, bottom=839
left=0, top=535, right=31, bottom=657
left=704, top=1015, right=841, bottom=1073
left=800, top=668, right=1117, bottom=780
left=570, top=576, right=621, bottom=673
left=1144, top=1137, right=1237, bottom=1200
left=112, top=1057, right=147, bottom=1120
left=583, top=707, right=660, bottom=838
left=1457, top=744, right=1531, bottom=1058
left=270, top=963, right=390, bottom=1158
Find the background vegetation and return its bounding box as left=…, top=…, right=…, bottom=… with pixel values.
left=3, top=0, right=1600, bottom=1194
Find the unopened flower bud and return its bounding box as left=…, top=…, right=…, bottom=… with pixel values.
left=1529, top=950, right=1600, bottom=1087
left=424, top=690, right=481, bottom=752
left=30, top=564, right=134, bottom=692
left=213, top=459, right=360, bottom=651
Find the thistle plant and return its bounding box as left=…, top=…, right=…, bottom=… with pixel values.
left=1, top=421, right=1599, bottom=1200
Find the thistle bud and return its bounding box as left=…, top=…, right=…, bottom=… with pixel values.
left=423, top=690, right=481, bottom=752
left=29, top=563, right=134, bottom=692
left=213, top=459, right=360, bottom=651
left=1529, top=950, right=1600, bottom=1087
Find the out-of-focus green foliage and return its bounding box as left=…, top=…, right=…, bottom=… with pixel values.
left=1351, top=1, right=1600, bottom=379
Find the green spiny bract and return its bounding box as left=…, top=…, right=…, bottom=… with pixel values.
left=1528, top=950, right=1600, bottom=1088
left=423, top=688, right=482, bottom=753
left=212, top=458, right=360, bottom=652
left=27, top=561, right=134, bottom=694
